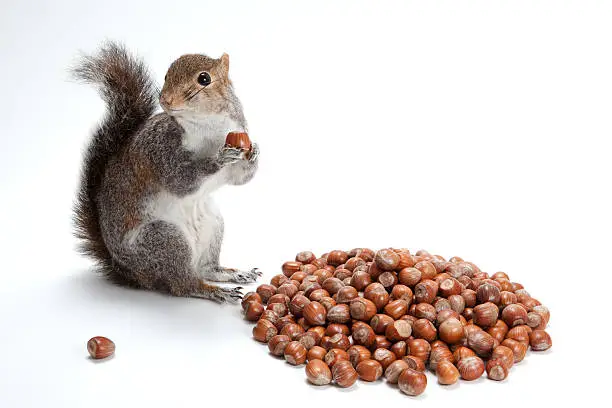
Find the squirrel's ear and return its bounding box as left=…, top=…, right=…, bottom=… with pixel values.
left=220, top=53, right=230, bottom=73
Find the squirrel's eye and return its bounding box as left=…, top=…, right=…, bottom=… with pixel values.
left=197, top=72, right=212, bottom=86
left=164, top=74, right=167, bottom=81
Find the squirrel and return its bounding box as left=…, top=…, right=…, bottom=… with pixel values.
left=72, top=41, right=261, bottom=302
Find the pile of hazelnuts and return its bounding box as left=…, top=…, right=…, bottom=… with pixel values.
left=242, top=248, right=551, bottom=396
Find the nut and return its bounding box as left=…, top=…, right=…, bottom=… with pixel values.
left=327, top=304, right=351, bottom=324
left=297, top=331, right=321, bottom=350
left=241, top=292, right=262, bottom=310
left=356, top=359, right=383, bottom=381
left=385, top=320, right=413, bottom=342
left=266, top=301, right=288, bottom=317
left=412, top=319, right=437, bottom=342
left=378, top=271, right=398, bottom=290
left=282, top=261, right=302, bottom=278
left=351, top=323, right=376, bottom=348
left=307, top=345, right=327, bottom=361
left=244, top=301, right=264, bottom=321
left=322, top=277, right=344, bottom=295
left=268, top=334, right=291, bottom=356
left=373, top=335, right=392, bottom=350
left=486, top=358, right=508, bottom=381
left=501, top=304, right=528, bottom=327
left=327, top=250, right=349, bottom=266
left=473, top=302, right=499, bottom=327
left=277, top=283, right=298, bottom=299
left=456, top=355, right=485, bottom=381
left=398, top=368, right=427, bottom=396
left=428, top=345, right=454, bottom=371
left=275, top=315, right=296, bottom=331
left=414, top=280, right=439, bottom=304
left=350, top=298, right=377, bottom=321
left=529, top=330, right=552, bottom=351
left=501, top=338, right=528, bottom=363
left=336, top=286, right=359, bottom=304
left=452, top=346, right=476, bottom=362
left=325, top=323, right=350, bottom=337
left=348, top=345, right=372, bottom=367
left=433, top=298, right=451, bottom=312
left=280, top=323, right=305, bottom=340
left=288, top=294, right=311, bottom=317
left=414, top=261, right=437, bottom=280
left=383, top=299, right=408, bottom=320
left=436, top=309, right=460, bottom=326
left=372, top=348, right=397, bottom=370
left=439, top=318, right=464, bottom=344
left=256, top=284, right=277, bottom=303
left=398, top=267, right=422, bottom=286
left=303, top=301, right=327, bottom=326
left=296, top=251, right=316, bottom=264
left=414, top=303, right=437, bottom=322
left=305, top=359, right=332, bottom=385
left=500, top=291, right=518, bottom=307
left=284, top=341, right=307, bottom=365
left=334, top=268, right=353, bottom=281
left=253, top=319, right=278, bottom=343
left=324, top=348, right=350, bottom=368
left=332, top=360, right=358, bottom=387
left=327, top=333, right=351, bottom=351
left=407, top=339, right=431, bottom=362
left=439, top=278, right=462, bottom=297
left=448, top=294, right=465, bottom=314
left=390, top=341, right=407, bottom=359
left=370, top=314, right=394, bottom=334
left=87, top=336, right=115, bottom=359
left=225, top=131, right=251, bottom=151
left=461, top=289, right=477, bottom=308
left=384, top=359, right=409, bottom=383
left=259, top=310, right=279, bottom=326
left=506, top=325, right=532, bottom=344
left=467, top=329, right=495, bottom=357
left=391, top=285, right=413, bottom=303
left=436, top=360, right=460, bottom=385
left=375, top=248, right=400, bottom=271
left=350, top=271, right=372, bottom=291
left=477, top=282, right=501, bottom=305
left=403, top=355, right=426, bottom=372
left=491, top=345, right=514, bottom=370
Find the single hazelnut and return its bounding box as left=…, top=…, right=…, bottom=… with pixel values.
left=334, top=268, right=353, bottom=281
left=500, top=291, right=518, bottom=307
left=319, top=296, right=336, bottom=312
left=506, top=325, right=532, bottom=344
left=447, top=294, right=465, bottom=314
left=308, top=326, right=326, bottom=338
left=244, top=301, right=264, bottom=321
left=436, top=309, right=460, bottom=326
left=350, top=298, right=377, bottom=321
left=384, top=299, right=408, bottom=320
left=439, top=317, right=464, bottom=344
left=372, top=335, right=392, bottom=350
left=327, top=304, right=351, bottom=324
left=313, top=270, right=334, bottom=285
left=332, top=360, right=358, bottom=388
left=307, top=345, right=327, bottom=361
left=390, top=341, right=408, bottom=359
left=378, top=271, right=398, bottom=290
left=412, top=319, right=437, bottom=342
left=268, top=334, right=291, bottom=356
left=461, top=289, right=477, bottom=308
left=87, top=336, right=115, bottom=359
left=491, top=345, right=514, bottom=370
left=256, top=284, right=276, bottom=303
left=305, top=359, right=332, bottom=385
left=241, top=292, right=262, bottom=310
left=532, top=305, right=550, bottom=325
left=433, top=298, right=452, bottom=313
left=463, top=307, right=474, bottom=320
left=375, top=248, right=400, bottom=271
left=370, top=314, right=394, bottom=334
left=344, top=257, right=366, bottom=271
left=403, top=355, right=426, bottom=372
left=501, top=338, right=528, bottom=362
left=296, top=251, right=316, bottom=264
left=253, top=319, right=278, bottom=343
left=368, top=262, right=384, bottom=280
left=276, top=283, right=298, bottom=299
left=348, top=345, right=372, bottom=367
left=486, top=358, right=508, bottom=381
left=407, top=339, right=431, bottom=362
left=414, top=279, right=439, bottom=304
left=526, top=312, right=544, bottom=329
left=289, top=294, right=311, bottom=317
left=367, top=290, right=390, bottom=311
left=225, top=131, right=251, bottom=151
left=336, top=286, right=359, bottom=304
left=266, top=301, right=288, bottom=317
left=384, top=359, right=409, bottom=383
left=414, top=303, right=437, bottom=322
left=414, top=261, right=437, bottom=280
left=351, top=323, right=376, bottom=348
left=477, top=282, right=501, bottom=305
left=529, top=330, right=552, bottom=351
left=259, top=310, right=279, bottom=326
left=372, top=348, right=397, bottom=370
left=452, top=346, right=476, bottom=362
left=439, top=278, right=462, bottom=297
left=398, top=267, right=422, bottom=287
left=428, top=345, right=454, bottom=371
left=321, top=277, right=344, bottom=295
left=473, top=302, right=499, bottom=327
left=282, top=261, right=302, bottom=278
left=280, top=323, right=305, bottom=340
left=467, top=329, right=495, bottom=358
left=297, top=331, right=321, bottom=350
left=356, top=359, right=383, bottom=382
left=302, top=301, right=327, bottom=326
left=436, top=359, right=460, bottom=385
left=501, top=304, right=528, bottom=327
left=457, top=355, right=485, bottom=381
left=385, top=320, right=413, bottom=342
left=325, top=323, right=350, bottom=337
left=391, top=285, right=413, bottom=303
left=324, top=348, right=350, bottom=368
left=327, top=333, right=351, bottom=351
left=302, top=264, right=318, bottom=275
left=326, top=250, right=349, bottom=267
left=275, top=315, right=296, bottom=331
left=398, top=368, right=427, bottom=396
left=284, top=341, right=307, bottom=365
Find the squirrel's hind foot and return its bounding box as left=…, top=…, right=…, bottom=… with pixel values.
left=199, top=265, right=262, bottom=284
left=193, top=282, right=243, bottom=303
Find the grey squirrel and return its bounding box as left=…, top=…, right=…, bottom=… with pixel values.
left=72, top=41, right=260, bottom=302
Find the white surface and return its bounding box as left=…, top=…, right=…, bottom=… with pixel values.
left=1, top=0, right=610, bottom=406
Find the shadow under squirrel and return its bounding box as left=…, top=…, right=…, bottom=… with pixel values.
left=72, top=41, right=260, bottom=302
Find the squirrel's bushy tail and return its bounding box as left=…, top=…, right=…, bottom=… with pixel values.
left=72, top=41, right=157, bottom=280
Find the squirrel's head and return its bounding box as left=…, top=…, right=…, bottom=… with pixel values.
left=160, top=53, right=232, bottom=118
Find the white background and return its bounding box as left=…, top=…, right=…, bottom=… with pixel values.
left=1, top=0, right=610, bottom=406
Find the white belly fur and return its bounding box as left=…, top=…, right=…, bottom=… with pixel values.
left=147, top=168, right=229, bottom=269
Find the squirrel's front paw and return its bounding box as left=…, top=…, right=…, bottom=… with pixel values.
left=248, top=143, right=259, bottom=163
left=217, top=146, right=244, bottom=166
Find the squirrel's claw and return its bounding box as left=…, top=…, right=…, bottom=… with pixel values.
left=218, top=146, right=243, bottom=166
left=248, top=143, right=259, bottom=163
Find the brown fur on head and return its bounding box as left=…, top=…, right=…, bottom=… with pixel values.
left=160, top=53, right=231, bottom=116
